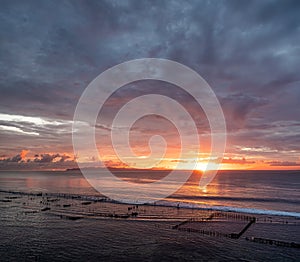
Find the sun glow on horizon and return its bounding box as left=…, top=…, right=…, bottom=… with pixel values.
left=195, top=162, right=208, bottom=171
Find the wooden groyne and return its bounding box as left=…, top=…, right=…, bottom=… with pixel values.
left=172, top=218, right=193, bottom=229
left=0, top=189, right=108, bottom=202
left=174, top=226, right=254, bottom=239
left=246, top=237, right=300, bottom=249
left=208, top=212, right=256, bottom=222
left=183, top=212, right=257, bottom=223
left=172, top=212, right=256, bottom=239
left=50, top=213, right=84, bottom=221
left=229, top=218, right=256, bottom=239
left=176, top=227, right=229, bottom=238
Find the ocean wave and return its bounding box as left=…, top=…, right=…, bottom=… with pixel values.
left=157, top=200, right=300, bottom=218
left=170, top=195, right=300, bottom=205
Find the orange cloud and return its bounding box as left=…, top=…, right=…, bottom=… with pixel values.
left=20, top=150, right=29, bottom=159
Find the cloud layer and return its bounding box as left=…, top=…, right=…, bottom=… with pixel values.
left=0, top=0, right=299, bottom=169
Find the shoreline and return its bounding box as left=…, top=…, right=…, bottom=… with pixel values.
left=1, top=189, right=299, bottom=219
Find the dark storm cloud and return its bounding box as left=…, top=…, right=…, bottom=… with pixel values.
left=0, top=152, right=75, bottom=170
left=33, top=153, right=70, bottom=163
left=33, top=153, right=60, bottom=163
left=0, top=153, right=22, bottom=163
left=0, top=0, right=299, bottom=165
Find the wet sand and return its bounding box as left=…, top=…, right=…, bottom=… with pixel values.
left=0, top=190, right=299, bottom=261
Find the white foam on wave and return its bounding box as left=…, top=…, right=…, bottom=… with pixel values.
left=156, top=200, right=300, bottom=218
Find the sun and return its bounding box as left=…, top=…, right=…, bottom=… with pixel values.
left=195, top=162, right=208, bottom=172
left=195, top=161, right=223, bottom=171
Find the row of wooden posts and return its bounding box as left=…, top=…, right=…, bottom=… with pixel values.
left=246, top=237, right=300, bottom=249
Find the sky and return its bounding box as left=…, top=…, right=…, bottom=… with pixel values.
left=0, top=0, right=299, bottom=170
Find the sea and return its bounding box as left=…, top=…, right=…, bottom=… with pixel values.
left=0, top=169, right=299, bottom=261
left=0, top=169, right=299, bottom=215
